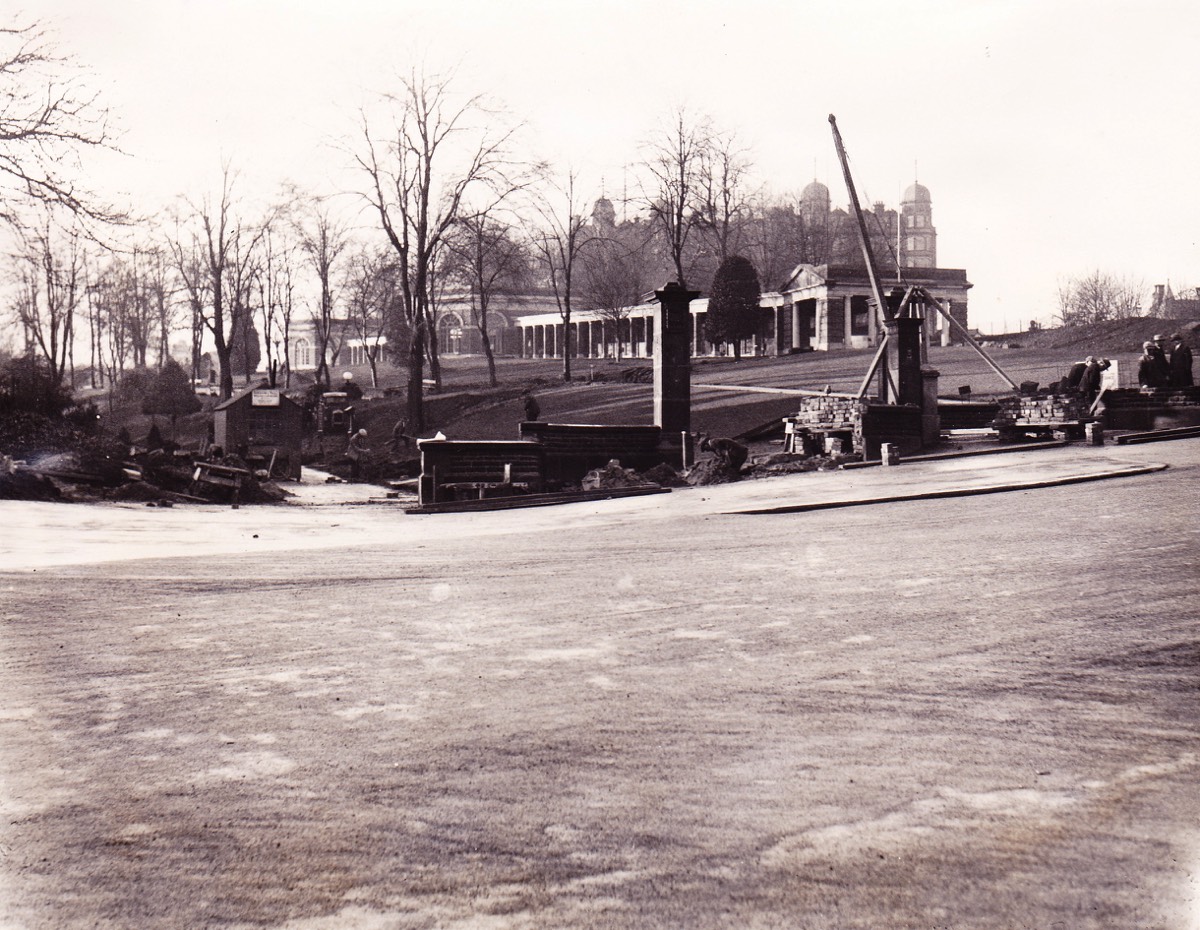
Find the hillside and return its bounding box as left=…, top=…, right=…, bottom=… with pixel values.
left=991, top=317, right=1199, bottom=353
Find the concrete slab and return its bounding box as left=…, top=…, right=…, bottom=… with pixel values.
left=0, top=443, right=1177, bottom=572
left=1, top=438, right=1198, bottom=929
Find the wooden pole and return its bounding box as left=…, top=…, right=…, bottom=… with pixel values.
left=919, top=288, right=1020, bottom=391
left=856, top=336, right=890, bottom=399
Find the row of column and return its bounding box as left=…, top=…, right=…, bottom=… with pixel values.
left=515, top=298, right=960, bottom=360
left=517, top=311, right=772, bottom=360
left=518, top=316, right=657, bottom=360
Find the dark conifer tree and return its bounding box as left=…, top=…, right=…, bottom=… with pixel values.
left=704, top=255, right=761, bottom=361
left=142, top=358, right=201, bottom=437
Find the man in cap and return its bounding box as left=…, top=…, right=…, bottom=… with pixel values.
left=1139, top=342, right=1168, bottom=389
left=1168, top=332, right=1194, bottom=387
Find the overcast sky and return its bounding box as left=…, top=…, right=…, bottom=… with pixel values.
left=33, top=0, right=1200, bottom=333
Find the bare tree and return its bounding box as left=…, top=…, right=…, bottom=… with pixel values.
left=1057, top=270, right=1146, bottom=326
left=179, top=167, right=270, bottom=399
left=295, top=203, right=349, bottom=390
left=343, top=246, right=397, bottom=389
left=10, top=211, right=82, bottom=386
left=256, top=223, right=298, bottom=388
left=168, top=231, right=209, bottom=385
left=580, top=226, right=648, bottom=362
left=444, top=212, right=531, bottom=385
left=354, top=70, right=523, bottom=432
left=639, top=107, right=711, bottom=289
left=743, top=196, right=804, bottom=291
left=0, top=19, right=120, bottom=229
left=694, top=129, right=753, bottom=265
left=532, top=169, right=594, bottom=380
left=116, top=247, right=156, bottom=369
left=142, top=246, right=175, bottom=367
left=82, top=255, right=106, bottom=388
left=82, top=259, right=130, bottom=392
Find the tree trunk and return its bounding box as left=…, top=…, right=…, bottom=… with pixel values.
left=479, top=326, right=498, bottom=387
left=217, top=341, right=234, bottom=399
left=561, top=314, right=573, bottom=381
left=426, top=325, right=442, bottom=391
left=407, top=324, right=426, bottom=434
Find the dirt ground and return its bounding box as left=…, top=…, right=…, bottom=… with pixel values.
left=1, top=441, right=1199, bottom=929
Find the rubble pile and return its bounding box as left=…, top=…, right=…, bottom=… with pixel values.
left=0, top=412, right=290, bottom=504
left=743, top=451, right=856, bottom=478
left=685, top=456, right=741, bottom=486
left=581, top=459, right=654, bottom=491
left=0, top=455, right=62, bottom=501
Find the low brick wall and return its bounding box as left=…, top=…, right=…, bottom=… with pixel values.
left=517, top=422, right=667, bottom=486
left=1099, top=387, right=1200, bottom=430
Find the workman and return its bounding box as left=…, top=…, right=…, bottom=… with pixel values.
left=346, top=428, right=369, bottom=481
left=698, top=434, right=748, bottom=473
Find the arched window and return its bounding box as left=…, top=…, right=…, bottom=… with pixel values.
left=294, top=338, right=312, bottom=368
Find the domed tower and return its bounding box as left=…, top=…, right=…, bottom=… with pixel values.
left=799, top=180, right=831, bottom=263
left=591, top=195, right=616, bottom=230
left=799, top=179, right=830, bottom=224
left=900, top=181, right=936, bottom=268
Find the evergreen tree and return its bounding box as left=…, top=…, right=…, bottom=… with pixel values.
left=229, top=320, right=262, bottom=383
left=704, top=255, right=761, bottom=361
left=142, top=358, right=201, bottom=437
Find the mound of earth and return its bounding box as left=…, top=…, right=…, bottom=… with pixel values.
left=994, top=317, right=1198, bottom=354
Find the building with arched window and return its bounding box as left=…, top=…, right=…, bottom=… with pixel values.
left=281, top=181, right=962, bottom=371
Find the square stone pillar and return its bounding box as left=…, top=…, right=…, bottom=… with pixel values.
left=654, top=282, right=700, bottom=435
left=896, top=317, right=924, bottom=407
left=921, top=367, right=941, bottom=446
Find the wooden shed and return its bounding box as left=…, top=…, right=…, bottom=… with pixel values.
left=212, top=385, right=304, bottom=480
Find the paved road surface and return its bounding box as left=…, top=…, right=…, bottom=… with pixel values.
left=2, top=441, right=1198, bottom=929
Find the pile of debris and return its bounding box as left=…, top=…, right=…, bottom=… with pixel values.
left=0, top=412, right=288, bottom=505
left=0, top=454, right=62, bottom=501
left=743, top=451, right=857, bottom=478
left=573, top=437, right=855, bottom=492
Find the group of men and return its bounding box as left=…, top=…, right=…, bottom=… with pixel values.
left=1139, top=332, right=1193, bottom=389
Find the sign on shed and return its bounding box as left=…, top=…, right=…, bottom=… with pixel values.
left=251, top=389, right=281, bottom=407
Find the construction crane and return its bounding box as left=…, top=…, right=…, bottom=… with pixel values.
left=827, top=114, right=1019, bottom=398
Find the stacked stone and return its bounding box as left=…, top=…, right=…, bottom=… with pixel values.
left=792, top=396, right=863, bottom=430
left=994, top=394, right=1092, bottom=426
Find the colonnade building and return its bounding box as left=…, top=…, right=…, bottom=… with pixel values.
left=283, top=181, right=968, bottom=374
left=510, top=262, right=970, bottom=362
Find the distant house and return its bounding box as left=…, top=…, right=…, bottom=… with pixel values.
left=1149, top=284, right=1200, bottom=317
